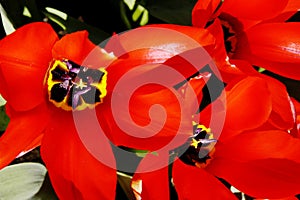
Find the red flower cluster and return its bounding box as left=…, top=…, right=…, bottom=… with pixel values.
left=0, top=0, right=299, bottom=199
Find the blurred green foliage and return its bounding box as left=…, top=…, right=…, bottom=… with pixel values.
left=0, top=106, right=9, bottom=134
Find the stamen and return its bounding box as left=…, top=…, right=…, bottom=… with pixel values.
left=177, top=124, right=217, bottom=168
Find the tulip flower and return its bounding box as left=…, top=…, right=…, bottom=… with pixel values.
left=192, top=0, right=300, bottom=81
left=131, top=76, right=300, bottom=199
left=0, top=21, right=217, bottom=199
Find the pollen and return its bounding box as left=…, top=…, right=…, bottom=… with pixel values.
left=46, top=59, right=107, bottom=111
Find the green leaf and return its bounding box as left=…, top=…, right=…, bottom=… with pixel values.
left=0, top=162, right=50, bottom=199
left=43, top=9, right=111, bottom=45
left=34, top=172, right=59, bottom=200
left=0, top=0, right=28, bottom=28
left=1, top=0, right=43, bottom=29
left=141, top=0, right=197, bottom=25
left=0, top=106, right=9, bottom=132
left=24, top=0, right=44, bottom=21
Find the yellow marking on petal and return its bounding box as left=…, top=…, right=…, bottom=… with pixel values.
left=46, top=59, right=108, bottom=111
left=46, top=60, right=72, bottom=110
left=95, top=68, right=108, bottom=102
left=197, top=124, right=211, bottom=133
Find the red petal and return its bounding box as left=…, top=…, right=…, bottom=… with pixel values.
left=263, top=75, right=295, bottom=130
left=41, top=108, right=117, bottom=199
left=0, top=22, right=58, bottom=111
left=172, top=159, right=237, bottom=200
left=180, top=72, right=211, bottom=113
left=0, top=103, right=48, bottom=169
left=291, top=98, right=300, bottom=137
left=125, top=24, right=216, bottom=52
left=192, top=0, right=212, bottom=28
left=256, top=197, right=298, bottom=200
left=131, top=153, right=170, bottom=200
left=230, top=59, right=259, bottom=76
left=192, top=0, right=223, bottom=27
left=245, top=55, right=300, bottom=80
left=222, top=77, right=272, bottom=138
left=222, top=0, right=288, bottom=20
left=235, top=23, right=300, bottom=80
left=207, top=157, right=300, bottom=198
left=0, top=22, right=57, bottom=66
left=106, top=50, right=183, bottom=89
left=106, top=24, right=216, bottom=83
left=200, top=76, right=273, bottom=141
left=215, top=130, right=300, bottom=162
left=0, top=62, right=47, bottom=111
left=206, top=19, right=247, bottom=83
left=265, top=0, right=300, bottom=22
left=246, top=23, right=300, bottom=63
left=97, top=83, right=192, bottom=151
left=52, top=31, right=115, bottom=67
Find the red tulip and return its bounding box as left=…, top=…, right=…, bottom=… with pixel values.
left=0, top=22, right=216, bottom=199
left=192, top=0, right=300, bottom=81
left=131, top=76, right=300, bottom=199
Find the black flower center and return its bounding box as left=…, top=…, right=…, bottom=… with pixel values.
left=219, top=13, right=242, bottom=57
left=47, top=59, right=107, bottom=111
left=176, top=124, right=216, bottom=168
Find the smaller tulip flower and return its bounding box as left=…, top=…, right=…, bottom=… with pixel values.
left=192, top=0, right=300, bottom=81
left=131, top=76, right=300, bottom=199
